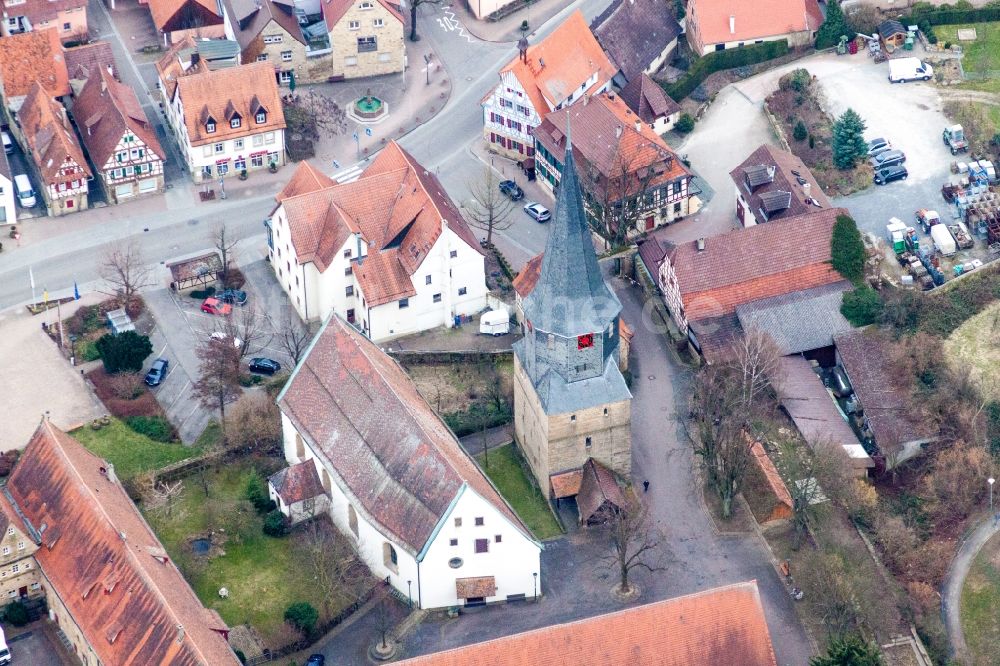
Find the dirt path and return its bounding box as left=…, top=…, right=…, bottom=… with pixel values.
left=942, top=516, right=1000, bottom=664
left=939, top=89, right=1000, bottom=106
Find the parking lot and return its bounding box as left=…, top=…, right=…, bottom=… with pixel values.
left=7, top=624, right=76, bottom=665
left=144, top=242, right=306, bottom=444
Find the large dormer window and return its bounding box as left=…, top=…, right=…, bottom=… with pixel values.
left=206, top=119, right=216, bottom=133
left=256, top=110, right=267, bottom=124
left=230, top=115, right=241, bottom=129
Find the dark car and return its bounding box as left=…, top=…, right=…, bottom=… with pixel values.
left=249, top=357, right=282, bottom=375
left=305, top=656, right=325, bottom=666
left=218, top=288, right=248, bottom=306
left=866, top=137, right=891, bottom=156
left=870, top=149, right=906, bottom=169
left=499, top=179, right=524, bottom=201
left=874, top=165, right=908, bottom=185
left=144, top=358, right=169, bottom=386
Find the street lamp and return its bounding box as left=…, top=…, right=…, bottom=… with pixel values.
left=407, top=580, right=412, bottom=609
left=219, top=174, right=226, bottom=200
left=533, top=572, right=537, bottom=602
left=423, top=53, right=432, bottom=85
left=989, top=477, right=995, bottom=516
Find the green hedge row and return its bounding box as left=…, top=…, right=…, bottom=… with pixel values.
left=664, top=40, right=789, bottom=101
left=909, top=6, right=1000, bottom=25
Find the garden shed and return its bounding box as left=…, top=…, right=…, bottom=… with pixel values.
left=576, top=459, right=625, bottom=526
left=878, top=20, right=907, bottom=50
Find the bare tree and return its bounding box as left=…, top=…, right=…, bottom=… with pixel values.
left=466, top=167, right=515, bottom=246
left=373, top=589, right=394, bottom=651
left=273, top=313, right=311, bottom=367
left=282, top=90, right=348, bottom=140
left=777, top=439, right=846, bottom=549
left=583, top=142, right=673, bottom=249
left=212, top=224, right=240, bottom=284
left=193, top=336, right=242, bottom=446
left=601, top=497, right=666, bottom=596
left=145, top=479, right=186, bottom=517
left=217, top=302, right=272, bottom=364
left=301, top=519, right=368, bottom=616
left=687, top=328, right=781, bottom=518
left=407, top=0, right=441, bottom=41
left=845, top=2, right=883, bottom=35
left=99, top=240, right=153, bottom=312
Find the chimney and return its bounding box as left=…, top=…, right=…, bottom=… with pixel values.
left=176, top=625, right=185, bottom=644
left=583, top=94, right=588, bottom=106
left=696, top=238, right=706, bottom=252
left=191, top=52, right=200, bottom=68
left=634, top=120, right=641, bottom=132
left=539, top=57, right=545, bottom=69
left=608, top=90, right=615, bottom=101
left=729, top=15, right=735, bottom=34
left=615, top=125, right=623, bottom=138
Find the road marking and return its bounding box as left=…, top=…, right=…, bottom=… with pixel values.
left=332, top=163, right=365, bottom=183
left=438, top=6, right=475, bottom=43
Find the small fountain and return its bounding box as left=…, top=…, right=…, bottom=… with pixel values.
left=349, top=88, right=389, bottom=124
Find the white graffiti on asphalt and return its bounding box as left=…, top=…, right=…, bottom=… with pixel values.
left=436, top=6, right=475, bottom=43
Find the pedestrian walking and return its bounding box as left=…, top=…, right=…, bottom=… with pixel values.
left=643, top=480, right=649, bottom=493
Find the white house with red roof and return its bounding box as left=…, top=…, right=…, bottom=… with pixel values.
left=277, top=315, right=542, bottom=609
left=267, top=143, right=488, bottom=342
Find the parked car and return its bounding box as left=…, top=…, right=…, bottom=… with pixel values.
left=218, top=288, right=248, bottom=306
left=14, top=174, right=35, bottom=208
left=870, top=149, right=906, bottom=169
left=144, top=358, right=169, bottom=386
left=499, top=179, right=524, bottom=200
left=523, top=202, right=551, bottom=222
left=210, top=331, right=242, bottom=347
left=248, top=358, right=281, bottom=375
left=200, top=297, right=232, bottom=316
left=866, top=138, right=891, bottom=156
left=874, top=165, right=908, bottom=185
left=1, top=131, right=12, bottom=155
left=305, top=656, right=325, bottom=666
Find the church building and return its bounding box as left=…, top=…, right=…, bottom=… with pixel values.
left=512, top=129, right=633, bottom=501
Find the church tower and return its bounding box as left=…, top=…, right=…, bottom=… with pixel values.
left=512, top=129, right=632, bottom=498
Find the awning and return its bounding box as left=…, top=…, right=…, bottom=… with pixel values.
left=455, top=576, right=496, bottom=599
left=550, top=469, right=583, bottom=499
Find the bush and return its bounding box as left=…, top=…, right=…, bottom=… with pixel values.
left=238, top=373, right=264, bottom=387
left=0, top=450, right=19, bottom=477
left=664, top=40, right=789, bottom=101
left=244, top=469, right=276, bottom=514
left=841, top=286, right=883, bottom=326
left=4, top=600, right=29, bottom=626
left=675, top=113, right=695, bottom=134
left=778, top=68, right=811, bottom=92
left=443, top=401, right=512, bottom=438
left=78, top=338, right=102, bottom=362
left=96, top=331, right=153, bottom=374
left=284, top=602, right=318, bottom=637
left=810, top=635, right=884, bottom=666
left=87, top=367, right=166, bottom=421
left=189, top=287, right=216, bottom=299
left=830, top=214, right=866, bottom=284
left=808, top=134, right=815, bottom=149
left=67, top=304, right=104, bottom=336
left=124, top=415, right=176, bottom=442
left=235, top=650, right=247, bottom=664
left=793, top=120, right=808, bottom=141
left=263, top=510, right=288, bottom=537
left=908, top=5, right=1000, bottom=26
left=108, top=372, right=145, bottom=400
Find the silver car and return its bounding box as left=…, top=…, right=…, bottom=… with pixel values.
left=523, top=202, right=551, bottom=222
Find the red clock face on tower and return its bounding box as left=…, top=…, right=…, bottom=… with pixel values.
left=577, top=334, right=593, bottom=350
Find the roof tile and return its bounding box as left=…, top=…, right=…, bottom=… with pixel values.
left=688, top=0, right=823, bottom=48
left=20, top=82, right=91, bottom=184
left=0, top=28, right=70, bottom=100
left=730, top=145, right=831, bottom=222
left=591, top=0, right=681, bottom=81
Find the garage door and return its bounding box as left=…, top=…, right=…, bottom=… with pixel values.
left=138, top=178, right=157, bottom=193
left=115, top=183, right=134, bottom=199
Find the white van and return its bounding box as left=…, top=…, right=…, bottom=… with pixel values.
left=888, top=57, right=933, bottom=83
left=479, top=309, right=510, bottom=336
left=14, top=174, right=35, bottom=208
left=1, top=131, right=12, bottom=155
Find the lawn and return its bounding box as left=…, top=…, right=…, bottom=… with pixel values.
left=961, top=531, right=1000, bottom=665
left=71, top=417, right=201, bottom=480
left=936, top=22, right=1000, bottom=74
left=476, top=443, right=562, bottom=540
left=944, top=300, right=1000, bottom=400
left=142, top=457, right=365, bottom=648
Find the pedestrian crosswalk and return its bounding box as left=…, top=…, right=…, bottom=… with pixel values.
left=332, top=162, right=364, bottom=183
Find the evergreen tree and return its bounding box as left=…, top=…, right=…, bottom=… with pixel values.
left=815, top=0, right=853, bottom=49
left=810, top=635, right=884, bottom=666
left=95, top=331, right=153, bottom=374
left=794, top=120, right=808, bottom=141
left=830, top=214, right=867, bottom=284
left=832, top=108, right=868, bottom=170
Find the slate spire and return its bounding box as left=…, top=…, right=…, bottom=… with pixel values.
left=522, top=112, right=621, bottom=338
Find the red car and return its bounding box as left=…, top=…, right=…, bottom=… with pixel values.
left=200, top=297, right=232, bottom=316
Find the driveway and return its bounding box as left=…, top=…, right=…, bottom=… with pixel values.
left=143, top=243, right=306, bottom=443
left=0, top=296, right=104, bottom=451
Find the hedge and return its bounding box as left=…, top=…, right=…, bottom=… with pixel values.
left=664, top=40, right=789, bottom=101
left=908, top=6, right=1000, bottom=25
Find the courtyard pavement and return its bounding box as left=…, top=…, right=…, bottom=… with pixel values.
left=0, top=295, right=104, bottom=451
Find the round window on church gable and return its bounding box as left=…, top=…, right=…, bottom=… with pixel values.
left=448, top=557, right=464, bottom=569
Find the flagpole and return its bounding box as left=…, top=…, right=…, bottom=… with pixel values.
left=56, top=296, right=65, bottom=350
left=29, top=267, right=36, bottom=307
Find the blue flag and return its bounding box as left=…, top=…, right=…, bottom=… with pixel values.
left=74, top=281, right=80, bottom=300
